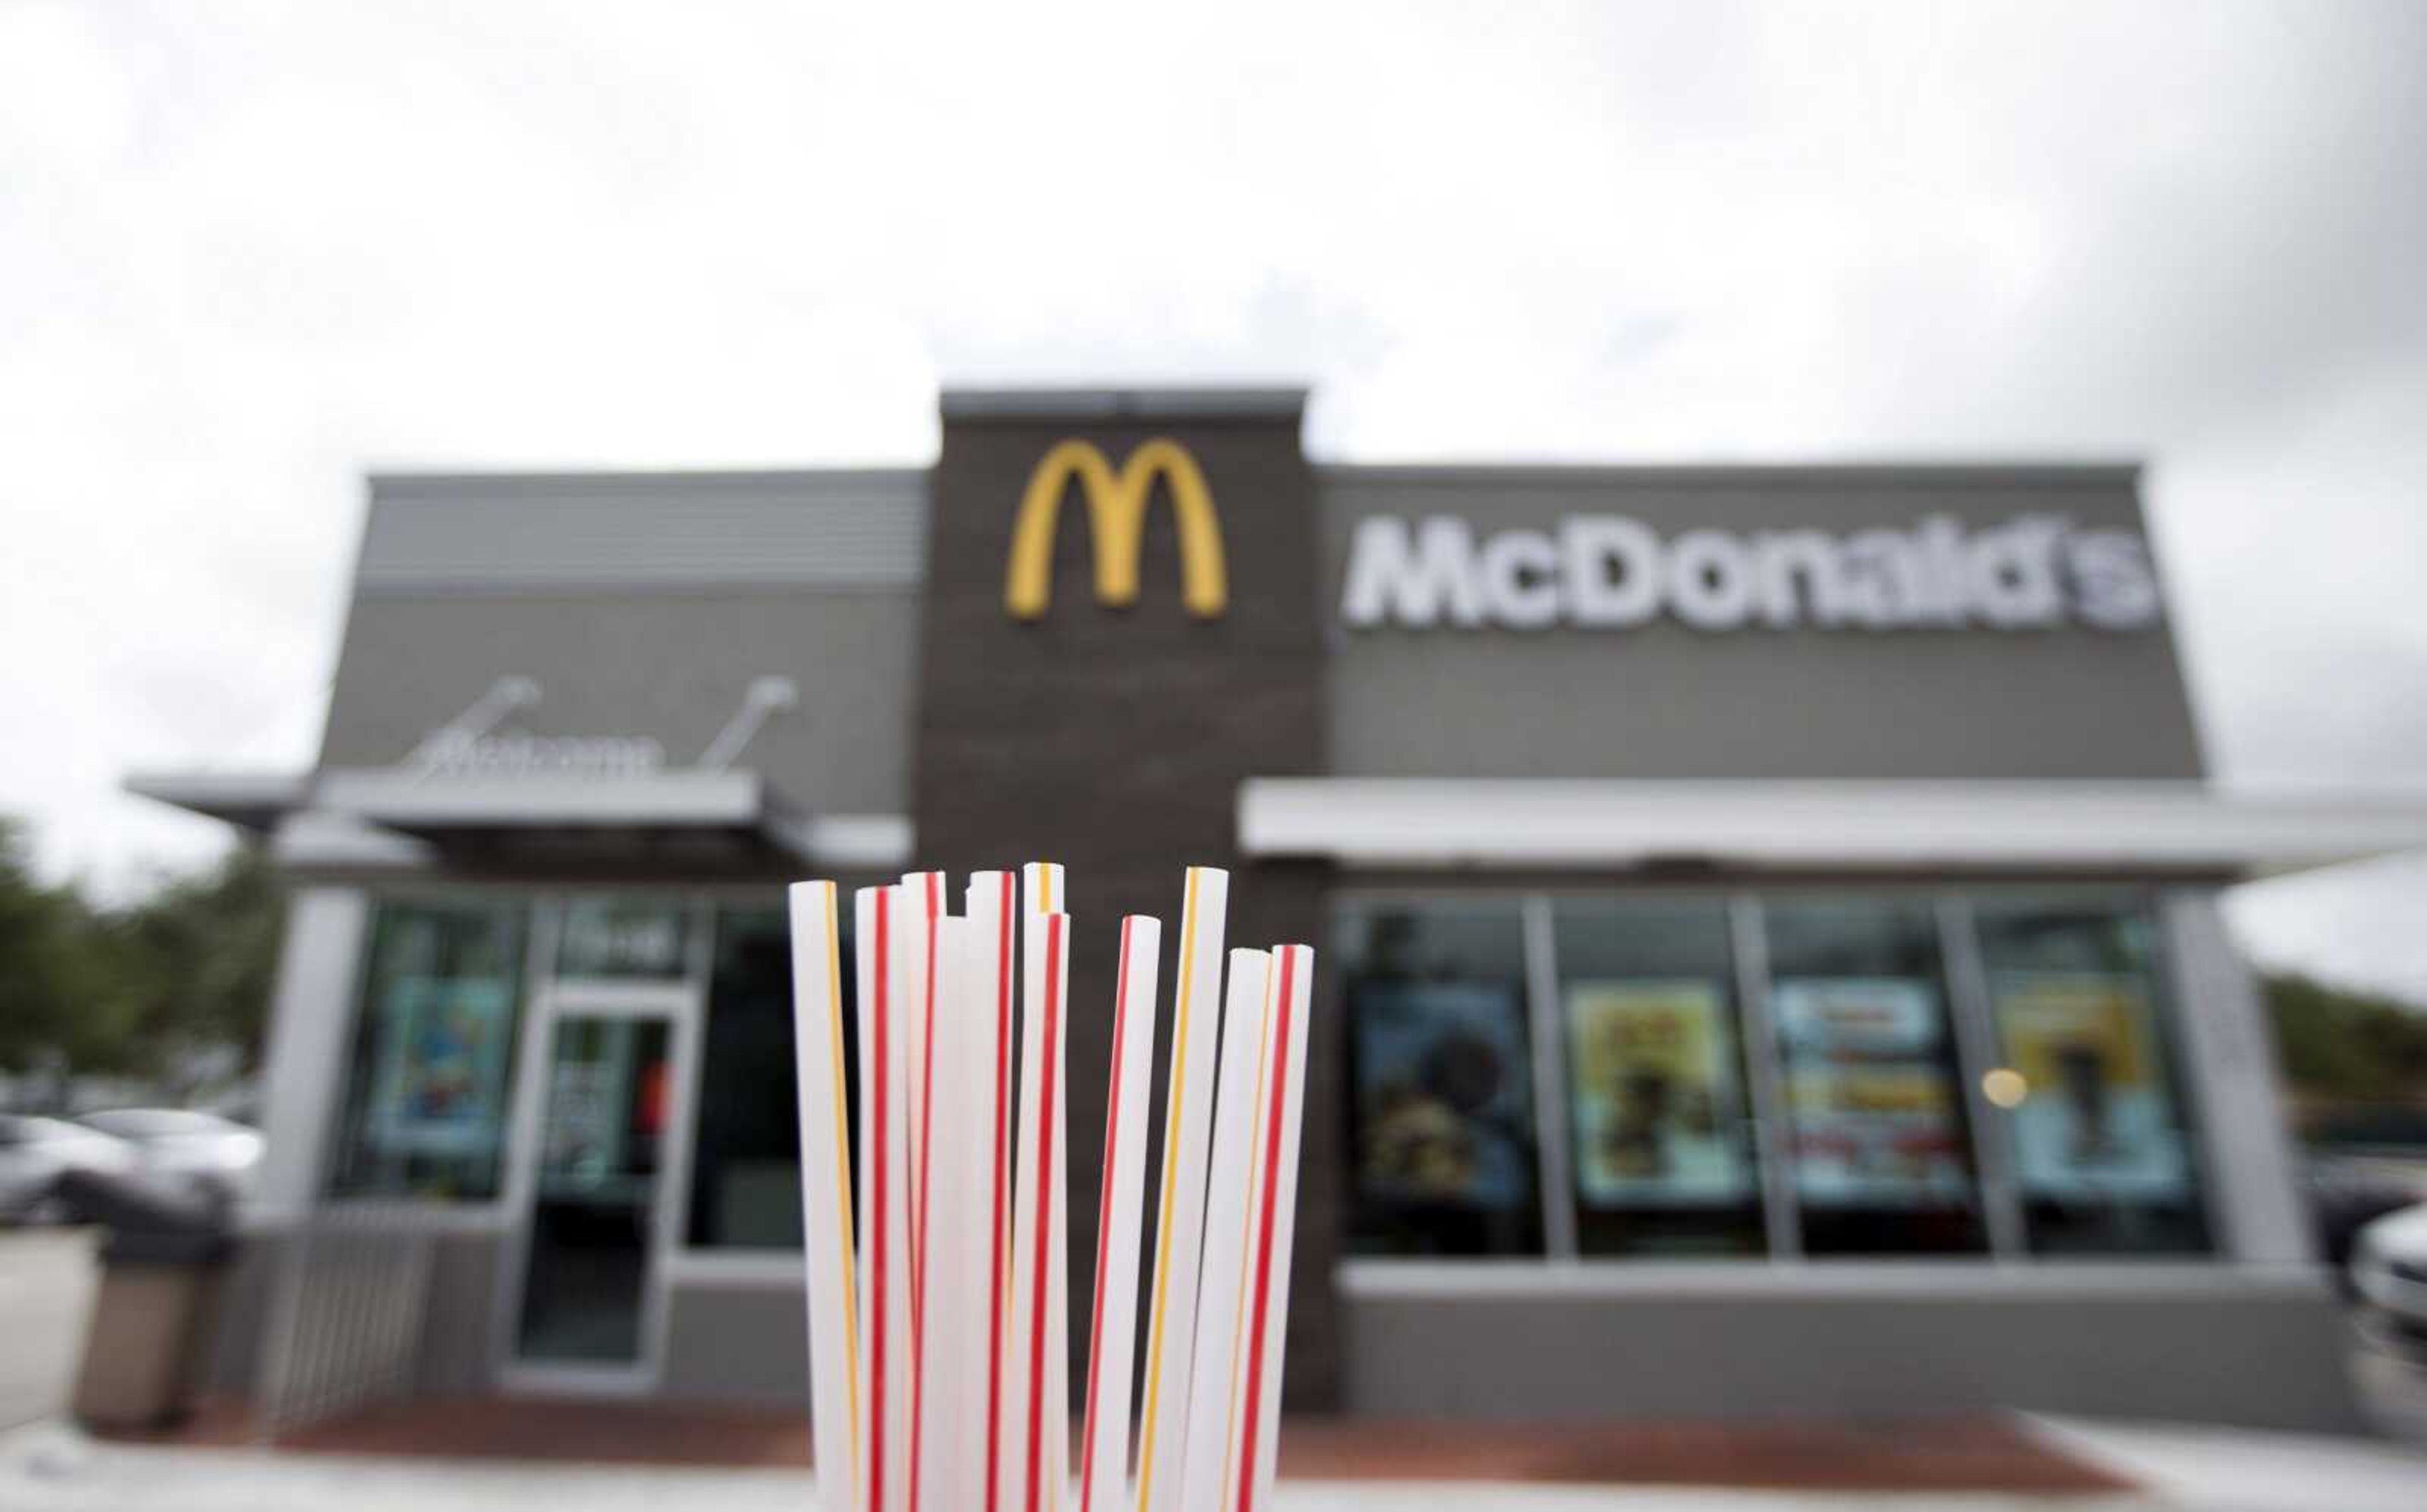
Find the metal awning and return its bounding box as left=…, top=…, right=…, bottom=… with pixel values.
left=123, top=771, right=313, bottom=834
left=1236, top=778, right=2427, bottom=876
left=126, top=766, right=912, bottom=873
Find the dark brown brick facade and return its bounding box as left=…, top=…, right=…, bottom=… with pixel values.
left=911, top=392, right=1341, bottom=1409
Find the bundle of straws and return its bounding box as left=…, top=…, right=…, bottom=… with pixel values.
left=788, top=864, right=1315, bottom=1512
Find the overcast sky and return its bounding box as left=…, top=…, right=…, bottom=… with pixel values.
left=4, top=1, right=2424, bottom=996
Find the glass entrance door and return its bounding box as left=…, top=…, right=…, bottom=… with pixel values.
left=511, top=1011, right=676, bottom=1370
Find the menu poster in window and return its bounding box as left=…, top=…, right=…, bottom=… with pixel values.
left=1352, top=981, right=1531, bottom=1211
left=543, top=1060, right=623, bottom=1176
left=1995, top=972, right=2191, bottom=1200
left=1566, top=980, right=1751, bottom=1206
left=1772, top=977, right=1971, bottom=1207
left=367, top=978, right=514, bottom=1159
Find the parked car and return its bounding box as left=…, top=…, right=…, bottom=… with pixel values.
left=75, top=1109, right=264, bottom=1208
left=2305, top=1153, right=2427, bottom=1279
left=2351, top=1202, right=2427, bottom=1356
left=0, top=1114, right=138, bottom=1221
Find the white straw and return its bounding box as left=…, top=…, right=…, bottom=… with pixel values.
left=799, top=866, right=1306, bottom=1512
left=1080, top=916, right=1162, bottom=1512
left=1237, top=944, right=1315, bottom=1512
left=918, top=915, right=991, bottom=1512
left=965, top=871, right=1019, bottom=1512
left=1004, top=864, right=1067, bottom=1512
left=1174, top=950, right=1273, bottom=1512
left=901, top=871, right=946, bottom=1311
left=899, top=869, right=946, bottom=1512
left=856, top=884, right=915, bottom=1512
left=1043, top=909, right=1073, bottom=1512
left=789, top=881, right=860, bottom=1512
left=1134, top=867, right=1229, bottom=1512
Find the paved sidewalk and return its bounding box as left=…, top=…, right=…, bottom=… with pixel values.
left=6, top=1410, right=2425, bottom=1511
left=2030, top=1415, right=2427, bottom=1512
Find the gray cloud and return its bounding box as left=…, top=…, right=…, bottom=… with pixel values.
left=3, top=0, right=2424, bottom=995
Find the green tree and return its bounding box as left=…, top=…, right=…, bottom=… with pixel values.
left=0, top=819, right=121, bottom=1086
left=2266, top=969, right=2427, bottom=1107
left=102, top=842, right=285, bottom=1089
left=1, top=820, right=284, bottom=1104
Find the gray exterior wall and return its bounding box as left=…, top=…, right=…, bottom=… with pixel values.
left=660, top=1283, right=810, bottom=1405
left=911, top=392, right=1341, bottom=1407
left=1342, top=1273, right=2360, bottom=1432
left=319, top=591, right=919, bottom=815
left=207, top=1227, right=506, bottom=1399
left=1319, top=466, right=2209, bottom=781
left=359, top=470, right=926, bottom=593
left=316, top=470, right=928, bottom=822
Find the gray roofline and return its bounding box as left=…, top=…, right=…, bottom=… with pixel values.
left=366, top=459, right=2143, bottom=498
left=1317, top=461, right=2143, bottom=487
left=939, top=386, right=1309, bottom=421
left=368, top=459, right=2142, bottom=499
left=369, top=467, right=930, bottom=500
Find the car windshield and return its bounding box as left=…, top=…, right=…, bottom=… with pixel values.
left=80, top=1109, right=231, bottom=1141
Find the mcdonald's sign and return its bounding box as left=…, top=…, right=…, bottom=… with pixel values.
left=1002, top=439, right=1229, bottom=620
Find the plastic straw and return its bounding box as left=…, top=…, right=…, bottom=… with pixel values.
left=1235, top=944, right=1314, bottom=1512
left=856, top=884, right=914, bottom=1512
left=1080, top=916, right=1162, bottom=1512
left=965, top=871, right=1018, bottom=1512
left=1174, top=950, right=1273, bottom=1512
left=789, top=881, right=860, bottom=1512
left=916, top=915, right=990, bottom=1512
left=1134, top=867, right=1229, bottom=1512
left=794, top=866, right=1307, bottom=1512
left=901, top=869, right=946, bottom=1512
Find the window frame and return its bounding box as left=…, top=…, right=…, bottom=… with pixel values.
left=1335, top=889, right=1549, bottom=1259
left=1964, top=888, right=2215, bottom=1257
left=1334, top=880, right=2217, bottom=1270
left=322, top=890, right=541, bottom=1209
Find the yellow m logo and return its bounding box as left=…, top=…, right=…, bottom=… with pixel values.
left=1003, top=438, right=1228, bottom=620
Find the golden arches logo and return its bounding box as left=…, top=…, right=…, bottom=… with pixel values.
left=1003, top=438, right=1228, bottom=620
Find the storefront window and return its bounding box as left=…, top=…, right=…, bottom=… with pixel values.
left=329, top=898, right=528, bottom=1201
left=1973, top=898, right=2209, bottom=1255
left=557, top=897, right=692, bottom=980
left=685, top=902, right=858, bottom=1249
left=1552, top=899, right=1765, bottom=1257
left=1339, top=897, right=1542, bottom=1257
left=1762, top=898, right=1988, bottom=1255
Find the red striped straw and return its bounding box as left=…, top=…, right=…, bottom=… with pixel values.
left=1081, top=916, right=1162, bottom=1512
left=795, top=869, right=1309, bottom=1512
left=1022, top=912, right=1068, bottom=1512
left=982, top=872, right=1016, bottom=1512
left=860, top=885, right=894, bottom=1512
left=1229, top=945, right=1296, bottom=1512
left=907, top=869, right=944, bottom=1512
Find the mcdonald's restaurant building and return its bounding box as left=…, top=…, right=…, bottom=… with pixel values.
left=132, top=387, right=2427, bottom=1434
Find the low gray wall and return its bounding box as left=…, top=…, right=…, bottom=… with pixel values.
left=207, top=1226, right=504, bottom=1400
left=659, top=1282, right=808, bottom=1406
left=1342, top=1268, right=2364, bottom=1432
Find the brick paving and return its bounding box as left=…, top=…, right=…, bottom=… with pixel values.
left=107, top=1397, right=2135, bottom=1494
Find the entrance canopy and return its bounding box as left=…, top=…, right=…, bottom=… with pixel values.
left=128, top=766, right=913, bottom=875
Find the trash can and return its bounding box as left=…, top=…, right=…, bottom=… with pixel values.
left=55, top=1167, right=233, bottom=1430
